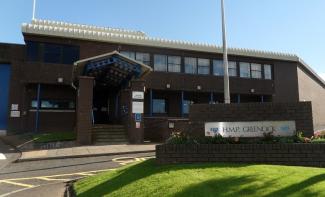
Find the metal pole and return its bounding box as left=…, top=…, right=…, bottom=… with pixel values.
left=35, top=83, right=41, bottom=133
left=181, top=91, right=184, bottom=117
left=32, top=0, right=36, bottom=20
left=221, top=0, right=230, bottom=104
left=149, top=89, right=153, bottom=116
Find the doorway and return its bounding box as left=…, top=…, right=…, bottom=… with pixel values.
left=93, top=87, right=119, bottom=124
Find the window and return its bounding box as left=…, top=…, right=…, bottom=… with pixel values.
left=27, top=42, right=80, bottom=64
left=168, top=56, right=181, bottom=72
left=198, top=58, right=210, bottom=75
left=264, top=64, right=272, bottom=79
left=154, top=54, right=167, bottom=72
left=26, top=41, right=40, bottom=61
left=62, top=45, right=80, bottom=64
left=228, top=61, right=237, bottom=77
left=240, top=62, right=251, bottom=78
left=120, top=51, right=136, bottom=60
left=251, top=63, right=262, bottom=79
left=183, top=100, right=194, bottom=114
left=136, top=52, right=150, bottom=65
left=31, top=100, right=75, bottom=109
left=184, top=57, right=197, bottom=74
left=43, top=44, right=61, bottom=63
left=213, top=60, right=223, bottom=76
left=153, top=99, right=167, bottom=113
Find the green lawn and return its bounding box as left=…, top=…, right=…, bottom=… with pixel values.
left=74, top=160, right=325, bottom=197
left=33, top=132, right=76, bottom=143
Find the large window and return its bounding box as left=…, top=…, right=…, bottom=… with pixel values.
left=152, top=99, right=167, bottom=114
left=168, top=56, right=181, bottom=72
left=213, top=60, right=223, bottom=76
left=43, top=44, right=61, bottom=63
left=228, top=61, right=237, bottom=77
left=264, top=64, right=272, bottom=79
left=121, top=51, right=150, bottom=65
left=136, top=52, right=150, bottom=65
left=251, top=63, right=262, bottom=79
left=26, top=41, right=79, bottom=64
left=31, top=100, right=75, bottom=110
left=213, top=60, right=237, bottom=76
left=120, top=51, right=136, bottom=59
left=154, top=54, right=167, bottom=72
left=198, top=58, right=210, bottom=75
left=240, top=62, right=251, bottom=78
left=183, top=100, right=194, bottom=114
left=184, top=57, right=197, bottom=74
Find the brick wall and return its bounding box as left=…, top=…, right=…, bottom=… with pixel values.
left=189, top=102, right=314, bottom=137
left=144, top=117, right=189, bottom=142
left=156, top=144, right=325, bottom=167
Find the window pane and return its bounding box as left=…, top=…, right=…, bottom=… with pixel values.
left=240, top=62, right=251, bottom=78
left=136, top=52, right=150, bottom=65
left=183, top=100, right=194, bottom=114
left=26, top=41, right=40, bottom=61
left=153, top=99, right=166, bottom=113
left=251, top=63, right=262, bottom=79
left=31, top=100, right=75, bottom=109
left=264, top=64, right=272, bottom=79
left=168, top=56, right=181, bottom=72
left=43, top=44, right=61, bottom=63
left=121, top=51, right=136, bottom=60
left=228, top=61, right=237, bottom=77
left=184, top=57, right=197, bottom=74
left=154, top=54, right=167, bottom=72
left=62, top=45, right=79, bottom=64
left=213, top=60, right=223, bottom=76
left=198, top=58, right=210, bottom=75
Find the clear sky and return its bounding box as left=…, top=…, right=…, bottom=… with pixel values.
left=1, top=0, right=324, bottom=79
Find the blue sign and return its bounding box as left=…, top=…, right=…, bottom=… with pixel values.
left=134, top=113, right=142, bottom=122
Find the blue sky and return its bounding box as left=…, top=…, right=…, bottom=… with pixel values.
left=1, top=0, right=324, bottom=79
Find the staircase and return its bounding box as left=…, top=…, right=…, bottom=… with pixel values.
left=92, top=124, right=128, bottom=145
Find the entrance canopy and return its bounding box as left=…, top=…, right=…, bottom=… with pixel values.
left=73, top=51, right=152, bottom=87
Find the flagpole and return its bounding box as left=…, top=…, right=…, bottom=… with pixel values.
left=32, top=0, right=36, bottom=20
left=221, top=0, right=230, bottom=104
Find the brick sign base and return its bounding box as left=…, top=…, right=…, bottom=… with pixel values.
left=156, top=144, right=325, bottom=167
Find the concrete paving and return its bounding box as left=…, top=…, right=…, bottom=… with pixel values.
left=19, top=144, right=157, bottom=162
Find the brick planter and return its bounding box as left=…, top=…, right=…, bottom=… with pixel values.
left=156, top=144, right=325, bottom=167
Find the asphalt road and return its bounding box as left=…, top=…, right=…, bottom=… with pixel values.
left=0, top=148, right=155, bottom=197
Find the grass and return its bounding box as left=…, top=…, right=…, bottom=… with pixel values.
left=74, top=160, right=325, bottom=197
left=33, top=132, right=76, bottom=143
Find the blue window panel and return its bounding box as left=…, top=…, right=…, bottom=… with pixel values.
left=0, top=64, right=11, bottom=130
left=43, top=43, right=61, bottom=63
left=26, top=41, right=40, bottom=61
left=62, top=46, right=80, bottom=64
left=153, top=99, right=166, bottom=114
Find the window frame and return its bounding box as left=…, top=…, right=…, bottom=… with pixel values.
left=152, top=98, right=167, bottom=114
left=251, top=63, right=262, bottom=79
left=264, top=64, right=273, bottom=80
left=197, top=58, right=210, bottom=75
left=167, top=56, right=181, bottom=73
left=184, top=57, right=198, bottom=74
left=153, top=54, right=168, bottom=72
left=239, top=62, right=251, bottom=78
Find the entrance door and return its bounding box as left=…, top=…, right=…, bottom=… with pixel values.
left=0, top=64, right=11, bottom=132
left=93, top=90, right=109, bottom=124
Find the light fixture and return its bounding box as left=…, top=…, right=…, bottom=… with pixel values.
left=166, top=83, right=171, bottom=89
left=197, top=85, right=201, bottom=90
left=57, top=77, right=63, bottom=83
left=250, top=88, right=255, bottom=93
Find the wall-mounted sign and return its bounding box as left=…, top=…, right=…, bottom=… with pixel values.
left=132, top=91, right=144, bottom=100
left=132, top=102, right=144, bottom=113
left=10, top=110, right=20, bottom=118
left=136, top=122, right=141, bottom=128
left=205, top=121, right=296, bottom=137
left=134, top=113, right=142, bottom=122
left=11, top=104, right=18, bottom=111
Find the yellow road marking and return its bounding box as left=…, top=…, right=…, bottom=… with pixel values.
left=0, top=168, right=115, bottom=182
left=36, top=177, right=70, bottom=181
left=0, top=180, right=35, bottom=188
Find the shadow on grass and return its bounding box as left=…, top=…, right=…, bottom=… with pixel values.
left=76, top=160, right=250, bottom=197
left=264, top=173, right=325, bottom=197
left=76, top=160, right=325, bottom=197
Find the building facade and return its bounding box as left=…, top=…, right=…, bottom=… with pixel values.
left=0, top=19, right=324, bottom=143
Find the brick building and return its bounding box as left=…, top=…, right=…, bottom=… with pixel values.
left=0, top=19, right=324, bottom=144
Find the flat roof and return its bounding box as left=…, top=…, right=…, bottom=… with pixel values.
left=21, top=19, right=325, bottom=86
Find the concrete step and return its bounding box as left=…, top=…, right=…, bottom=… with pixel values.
left=95, top=138, right=127, bottom=142
left=92, top=124, right=127, bottom=144
left=92, top=124, right=125, bottom=129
